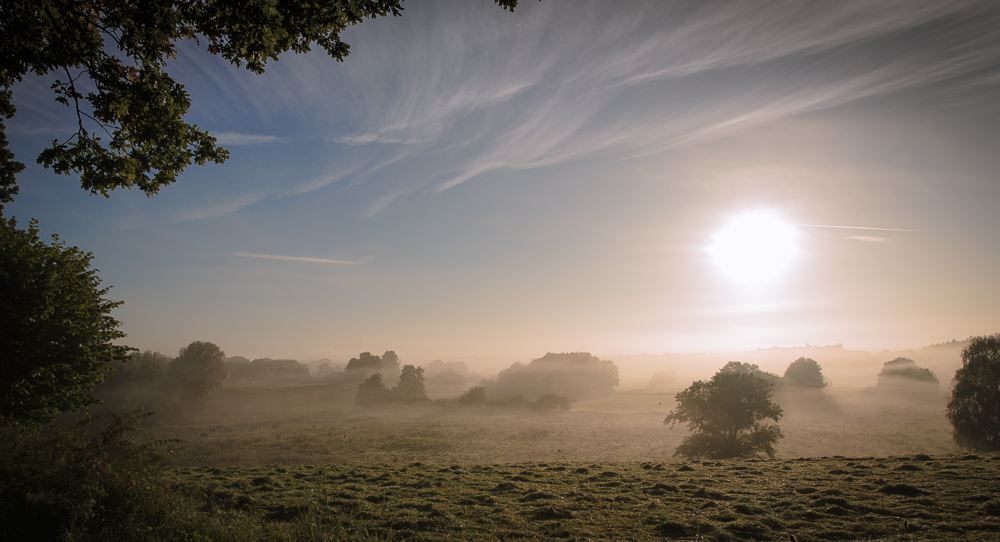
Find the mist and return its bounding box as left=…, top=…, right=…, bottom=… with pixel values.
left=90, top=339, right=964, bottom=466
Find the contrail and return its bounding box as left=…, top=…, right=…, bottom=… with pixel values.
left=793, top=224, right=927, bottom=232
left=232, top=252, right=366, bottom=265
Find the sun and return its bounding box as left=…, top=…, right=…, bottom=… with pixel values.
left=708, top=211, right=800, bottom=288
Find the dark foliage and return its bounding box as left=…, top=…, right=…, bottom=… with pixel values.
left=0, top=217, right=131, bottom=423
left=396, top=364, right=429, bottom=401
left=665, top=367, right=783, bottom=459
left=167, top=340, right=226, bottom=400
left=782, top=357, right=828, bottom=389
left=0, top=411, right=190, bottom=540
left=458, top=386, right=488, bottom=407
left=947, top=334, right=1000, bottom=451
left=718, top=361, right=782, bottom=385
left=346, top=351, right=383, bottom=374
left=354, top=373, right=391, bottom=407
left=0, top=1, right=523, bottom=211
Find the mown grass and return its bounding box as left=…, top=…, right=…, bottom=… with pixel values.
left=169, top=452, right=1000, bottom=541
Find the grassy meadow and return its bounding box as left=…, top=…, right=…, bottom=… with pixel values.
left=170, top=452, right=1000, bottom=541
left=94, top=381, right=997, bottom=541
left=155, top=382, right=955, bottom=466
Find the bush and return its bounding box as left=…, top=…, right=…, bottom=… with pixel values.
left=947, top=334, right=1000, bottom=451
left=534, top=393, right=572, bottom=410
left=0, top=411, right=188, bottom=540
left=458, top=386, right=488, bottom=407
left=876, top=357, right=938, bottom=388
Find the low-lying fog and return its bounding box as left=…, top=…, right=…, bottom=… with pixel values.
left=93, top=340, right=966, bottom=466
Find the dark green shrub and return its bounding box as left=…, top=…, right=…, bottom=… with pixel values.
left=0, top=411, right=199, bottom=540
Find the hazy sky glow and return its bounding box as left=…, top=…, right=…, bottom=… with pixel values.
left=7, top=0, right=1000, bottom=363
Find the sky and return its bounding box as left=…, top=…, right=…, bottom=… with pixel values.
left=6, top=0, right=1000, bottom=365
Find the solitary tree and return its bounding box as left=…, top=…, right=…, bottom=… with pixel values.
left=783, top=357, right=828, bottom=389
left=394, top=364, right=429, bottom=401
left=946, top=334, right=1000, bottom=452
left=664, top=367, right=783, bottom=459
left=0, top=217, right=132, bottom=423
left=0, top=0, right=524, bottom=211
left=167, top=340, right=226, bottom=399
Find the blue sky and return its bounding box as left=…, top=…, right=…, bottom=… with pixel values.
left=6, top=0, right=1000, bottom=364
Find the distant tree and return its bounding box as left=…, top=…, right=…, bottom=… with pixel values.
left=490, top=352, right=619, bottom=401
left=317, top=360, right=334, bottom=377
left=458, top=386, right=488, bottom=407
left=394, top=365, right=429, bottom=402
left=345, top=352, right=382, bottom=374
left=103, top=350, right=172, bottom=387
left=242, top=358, right=310, bottom=383
left=664, top=367, right=783, bottom=459
left=354, top=373, right=390, bottom=407
left=167, top=341, right=226, bottom=399
left=719, top=361, right=782, bottom=386
left=876, top=358, right=939, bottom=388
left=946, top=334, right=1000, bottom=452
left=782, top=357, right=828, bottom=389
left=425, top=367, right=467, bottom=397
left=381, top=350, right=402, bottom=376
left=0, top=217, right=132, bottom=423
left=223, top=356, right=251, bottom=382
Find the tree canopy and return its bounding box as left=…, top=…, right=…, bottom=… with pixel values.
left=664, top=367, right=783, bottom=459
left=782, top=357, right=828, bottom=389
left=946, top=334, right=1000, bottom=452
left=167, top=340, right=226, bottom=399
left=0, top=217, right=131, bottom=422
left=0, top=0, right=525, bottom=211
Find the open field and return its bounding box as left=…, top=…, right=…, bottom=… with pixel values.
left=153, top=383, right=956, bottom=466
left=169, top=452, right=1000, bottom=541
left=130, top=381, right=997, bottom=540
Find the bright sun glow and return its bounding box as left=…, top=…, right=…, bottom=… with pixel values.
left=708, top=211, right=800, bottom=288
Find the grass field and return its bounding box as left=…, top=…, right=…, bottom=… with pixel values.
left=128, top=381, right=996, bottom=541
left=154, top=383, right=956, bottom=466
left=169, top=452, right=1000, bottom=541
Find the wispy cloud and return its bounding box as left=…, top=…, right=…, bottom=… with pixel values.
left=232, top=252, right=369, bottom=265
left=172, top=0, right=1000, bottom=211
left=177, top=192, right=267, bottom=222
left=797, top=224, right=927, bottom=232
left=213, top=132, right=279, bottom=145
left=848, top=236, right=891, bottom=243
